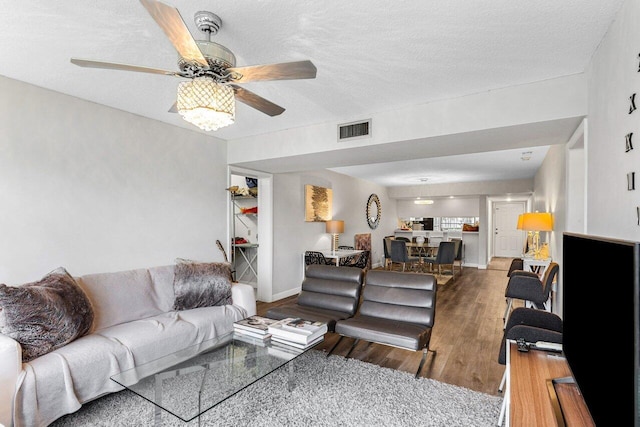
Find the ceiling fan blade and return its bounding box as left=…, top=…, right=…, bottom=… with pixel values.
left=139, top=0, right=208, bottom=67
left=228, top=60, right=317, bottom=83
left=71, top=58, right=179, bottom=76
left=168, top=102, right=178, bottom=113
left=231, top=85, right=285, bottom=117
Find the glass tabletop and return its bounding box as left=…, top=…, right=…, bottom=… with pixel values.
left=110, top=331, right=322, bottom=423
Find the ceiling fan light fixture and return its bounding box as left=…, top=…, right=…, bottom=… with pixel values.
left=177, top=78, right=235, bottom=131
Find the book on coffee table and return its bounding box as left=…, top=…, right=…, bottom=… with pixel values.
left=233, top=328, right=272, bottom=341
left=234, top=315, right=282, bottom=338
left=270, top=334, right=324, bottom=350
left=267, top=318, right=328, bottom=345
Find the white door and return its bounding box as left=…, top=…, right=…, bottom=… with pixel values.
left=494, top=202, right=525, bottom=257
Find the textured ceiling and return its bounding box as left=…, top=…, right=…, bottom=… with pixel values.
left=0, top=0, right=624, bottom=185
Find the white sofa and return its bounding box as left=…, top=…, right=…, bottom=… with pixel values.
left=0, top=263, right=256, bottom=427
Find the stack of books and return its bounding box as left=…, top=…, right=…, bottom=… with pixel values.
left=233, top=315, right=282, bottom=341
left=267, top=317, right=328, bottom=349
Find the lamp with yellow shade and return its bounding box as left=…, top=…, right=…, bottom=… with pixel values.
left=326, top=220, right=345, bottom=252
left=517, top=212, right=553, bottom=259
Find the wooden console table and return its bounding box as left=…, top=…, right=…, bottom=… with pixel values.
left=505, top=340, right=594, bottom=426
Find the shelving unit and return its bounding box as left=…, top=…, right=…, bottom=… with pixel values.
left=231, top=193, right=258, bottom=286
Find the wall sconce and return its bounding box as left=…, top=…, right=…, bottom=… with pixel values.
left=518, top=212, right=553, bottom=259
left=325, top=220, right=344, bottom=252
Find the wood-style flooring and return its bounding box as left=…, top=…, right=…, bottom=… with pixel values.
left=256, top=257, right=520, bottom=397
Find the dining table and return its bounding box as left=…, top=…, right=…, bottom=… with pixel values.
left=405, top=241, right=439, bottom=258
left=320, top=249, right=364, bottom=266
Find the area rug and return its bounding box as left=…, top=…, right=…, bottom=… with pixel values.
left=51, top=350, right=502, bottom=427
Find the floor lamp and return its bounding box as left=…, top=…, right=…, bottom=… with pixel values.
left=519, top=212, right=553, bottom=259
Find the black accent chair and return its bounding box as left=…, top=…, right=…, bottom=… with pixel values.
left=351, top=250, right=370, bottom=270
left=266, top=264, right=364, bottom=332
left=503, top=262, right=559, bottom=327
left=328, top=270, right=437, bottom=378
left=497, top=307, right=563, bottom=425
left=304, top=250, right=333, bottom=266
left=340, top=250, right=370, bottom=271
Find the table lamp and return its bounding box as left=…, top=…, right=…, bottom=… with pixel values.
left=326, top=220, right=344, bottom=252
left=519, top=212, right=553, bottom=259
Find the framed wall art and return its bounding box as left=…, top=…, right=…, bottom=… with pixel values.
left=305, top=184, right=332, bottom=222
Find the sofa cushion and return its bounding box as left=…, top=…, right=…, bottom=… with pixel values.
left=173, top=259, right=233, bottom=311
left=78, top=267, right=162, bottom=331
left=0, top=267, right=94, bottom=362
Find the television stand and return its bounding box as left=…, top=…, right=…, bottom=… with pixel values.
left=505, top=340, right=594, bottom=426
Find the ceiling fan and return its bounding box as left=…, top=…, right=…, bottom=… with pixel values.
left=70, top=0, right=317, bottom=131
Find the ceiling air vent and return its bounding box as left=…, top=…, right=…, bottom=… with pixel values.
left=338, top=119, right=371, bottom=141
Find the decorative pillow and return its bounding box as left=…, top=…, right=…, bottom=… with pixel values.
left=173, top=259, right=233, bottom=311
left=0, top=267, right=94, bottom=362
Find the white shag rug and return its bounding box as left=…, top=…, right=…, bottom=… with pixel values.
left=51, top=350, right=502, bottom=427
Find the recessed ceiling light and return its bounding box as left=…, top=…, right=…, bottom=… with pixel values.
left=521, top=151, right=532, bottom=161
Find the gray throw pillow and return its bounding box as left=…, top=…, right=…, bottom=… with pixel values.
left=173, top=259, right=233, bottom=311
left=0, top=267, right=95, bottom=362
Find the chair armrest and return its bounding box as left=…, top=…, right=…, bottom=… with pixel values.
left=0, top=333, right=22, bottom=427
left=231, top=282, right=257, bottom=317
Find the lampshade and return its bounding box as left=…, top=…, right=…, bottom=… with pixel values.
left=516, top=214, right=524, bottom=230
left=177, top=78, right=235, bottom=131
left=325, top=220, right=345, bottom=234
left=520, top=212, right=553, bottom=231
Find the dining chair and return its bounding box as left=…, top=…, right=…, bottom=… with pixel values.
left=389, top=239, right=419, bottom=272
left=450, top=238, right=463, bottom=277
left=423, top=241, right=456, bottom=277
left=503, top=262, right=559, bottom=327
left=382, top=237, right=394, bottom=270
left=304, top=251, right=333, bottom=266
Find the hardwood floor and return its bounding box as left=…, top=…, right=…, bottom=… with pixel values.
left=256, top=257, right=520, bottom=397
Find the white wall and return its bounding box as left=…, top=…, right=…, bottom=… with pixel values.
left=0, top=76, right=228, bottom=284
left=396, top=197, right=480, bottom=219
left=531, top=144, right=567, bottom=314
left=228, top=75, right=587, bottom=166
left=586, top=0, right=640, bottom=241
left=270, top=170, right=396, bottom=301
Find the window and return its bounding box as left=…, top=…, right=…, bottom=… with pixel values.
left=438, top=217, right=478, bottom=231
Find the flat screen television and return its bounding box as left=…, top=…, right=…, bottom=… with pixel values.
left=562, top=232, right=640, bottom=426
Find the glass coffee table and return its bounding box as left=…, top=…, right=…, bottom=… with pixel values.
left=110, top=331, right=322, bottom=425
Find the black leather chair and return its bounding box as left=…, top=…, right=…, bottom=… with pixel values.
left=497, top=307, right=563, bottom=425
left=266, top=264, right=364, bottom=332
left=503, top=262, right=559, bottom=327
left=328, top=270, right=437, bottom=378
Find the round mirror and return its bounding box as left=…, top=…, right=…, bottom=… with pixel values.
left=366, top=194, right=381, bottom=229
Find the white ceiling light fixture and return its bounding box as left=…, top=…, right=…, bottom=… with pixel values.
left=177, top=78, right=235, bottom=131
left=521, top=151, right=533, bottom=161
left=414, top=198, right=434, bottom=205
